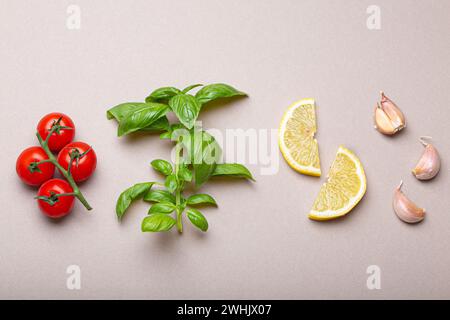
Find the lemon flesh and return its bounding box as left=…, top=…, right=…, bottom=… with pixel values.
left=309, top=146, right=366, bottom=220
left=279, top=99, right=321, bottom=176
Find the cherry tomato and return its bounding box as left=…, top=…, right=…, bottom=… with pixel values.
left=57, top=142, right=97, bottom=182
left=16, top=146, right=55, bottom=186
left=37, top=113, right=75, bottom=152
left=37, top=179, right=75, bottom=218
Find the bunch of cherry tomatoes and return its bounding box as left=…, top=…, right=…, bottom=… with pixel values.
left=16, top=113, right=97, bottom=218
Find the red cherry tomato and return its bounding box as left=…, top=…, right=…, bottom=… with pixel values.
left=16, top=146, right=55, bottom=186
left=37, top=179, right=75, bottom=218
left=37, top=113, right=75, bottom=152
left=57, top=142, right=97, bottom=182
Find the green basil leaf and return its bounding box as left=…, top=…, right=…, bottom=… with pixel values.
left=150, top=159, right=173, bottom=176
left=145, top=87, right=180, bottom=103
left=116, top=182, right=154, bottom=220
left=141, top=214, right=176, bottom=232
left=187, top=194, right=217, bottom=206
left=138, top=116, right=170, bottom=132
left=168, top=94, right=201, bottom=129
left=170, top=123, right=185, bottom=132
left=144, top=190, right=176, bottom=204
left=182, top=84, right=203, bottom=94
left=186, top=208, right=208, bottom=232
left=163, top=176, right=176, bottom=193
left=161, top=123, right=188, bottom=141
left=165, top=174, right=178, bottom=193
left=195, top=83, right=247, bottom=105
left=107, top=102, right=145, bottom=121
left=178, top=164, right=192, bottom=182
left=212, top=163, right=255, bottom=180
left=191, top=130, right=222, bottom=187
left=159, top=131, right=172, bottom=139
left=148, top=202, right=175, bottom=214
left=118, top=103, right=169, bottom=136
left=195, top=163, right=215, bottom=187
left=107, top=103, right=170, bottom=132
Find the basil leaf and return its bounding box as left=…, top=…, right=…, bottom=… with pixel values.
left=161, top=123, right=187, bottom=140
left=186, top=208, right=208, bottom=232
left=165, top=174, right=178, bottom=193
left=116, top=182, right=154, bottom=220
left=144, top=190, right=175, bottom=204
left=138, top=116, right=170, bottom=132
left=187, top=194, right=217, bottom=206
left=178, top=164, right=192, bottom=182
left=191, top=130, right=222, bottom=187
left=145, top=87, right=180, bottom=103
left=151, top=159, right=173, bottom=176
left=107, top=102, right=144, bottom=121
left=148, top=202, right=175, bottom=214
left=168, top=94, right=201, bottom=129
left=182, top=84, right=203, bottom=94
left=141, top=214, right=176, bottom=232
left=212, top=163, right=254, bottom=180
left=159, top=131, right=172, bottom=139
left=195, top=83, right=247, bottom=105
left=118, top=103, right=169, bottom=136
left=107, top=103, right=170, bottom=132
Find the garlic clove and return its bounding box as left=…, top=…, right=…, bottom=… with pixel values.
left=374, top=103, right=396, bottom=135
left=412, top=137, right=441, bottom=180
left=380, top=92, right=405, bottom=129
left=393, top=181, right=425, bottom=224
left=374, top=91, right=406, bottom=135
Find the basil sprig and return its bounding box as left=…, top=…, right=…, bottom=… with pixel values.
left=108, top=83, right=254, bottom=234
left=116, top=182, right=154, bottom=220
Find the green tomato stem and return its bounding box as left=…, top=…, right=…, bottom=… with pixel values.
left=34, top=159, right=53, bottom=165
left=36, top=131, right=92, bottom=211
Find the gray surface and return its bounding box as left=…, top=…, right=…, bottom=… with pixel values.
left=1, top=0, right=449, bottom=299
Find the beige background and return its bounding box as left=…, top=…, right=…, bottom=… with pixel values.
left=0, top=0, right=449, bottom=299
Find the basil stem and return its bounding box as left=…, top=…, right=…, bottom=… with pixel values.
left=174, top=141, right=183, bottom=233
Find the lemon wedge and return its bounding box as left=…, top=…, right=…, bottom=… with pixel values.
left=279, top=98, right=321, bottom=176
left=309, top=146, right=366, bottom=220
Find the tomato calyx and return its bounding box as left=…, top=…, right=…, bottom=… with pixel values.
left=49, top=116, right=74, bottom=136
left=35, top=191, right=75, bottom=206
left=67, top=147, right=92, bottom=174
left=28, top=161, right=42, bottom=173
left=27, top=159, right=52, bottom=174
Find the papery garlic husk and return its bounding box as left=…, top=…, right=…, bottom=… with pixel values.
left=412, top=137, right=441, bottom=180
left=374, top=91, right=406, bottom=135
left=393, top=181, right=425, bottom=224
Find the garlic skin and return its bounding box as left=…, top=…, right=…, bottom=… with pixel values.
left=374, top=91, right=406, bottom=135
left=412, top=137, right=441, bottom=180
left=393, top=181, right=425, bottom=224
